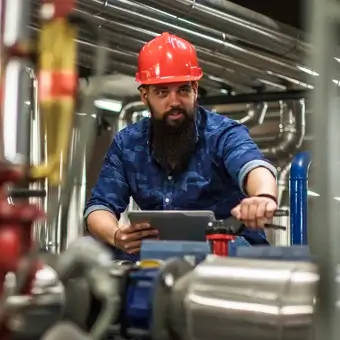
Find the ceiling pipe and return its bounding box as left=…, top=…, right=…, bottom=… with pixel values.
left=75, top=0, right=310, bottom=87
left=34, top=7, right=291, bottom=91
left=261, top=99, right=306, bottom=162
left=138, top=0, right=307, bottom=60
left=78, top=44, right=255, bottom=93
left=29, top=25, right=249, bottom=94
left=74, top=15, right=289, bottom=91
left=199, top=0, right=299, bottom=33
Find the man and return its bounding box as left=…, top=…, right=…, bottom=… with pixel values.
left=84, top=32, right=278, bottom=261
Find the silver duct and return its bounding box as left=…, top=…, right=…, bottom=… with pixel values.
left=118, top=101, right=146, bottom=130
left=73, top=1, right=311, bottom=89
left=261, top=99, right=306, bottom=162
left=74, top=34, right=254, bottom=93
left=237, top=102, right=268, bottom=128
left=269, top=162, right=291, bottom=246
left=170, top=256, right=318, bottom=340
left=139, top=0, right=308, bottom=61
left=27, top=68, right=48, bottom=245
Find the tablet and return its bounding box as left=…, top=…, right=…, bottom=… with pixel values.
left=127, top=210, right=215, bottom=242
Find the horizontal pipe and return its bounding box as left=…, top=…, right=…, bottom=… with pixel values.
left=139, top=0, right=307, bottom=60
left=75, top=1, right=310, bottom=88
left=198, top=90, right=307, bottom=105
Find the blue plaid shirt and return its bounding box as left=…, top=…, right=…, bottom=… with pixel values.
left=85, top=106, right=277, bottom=261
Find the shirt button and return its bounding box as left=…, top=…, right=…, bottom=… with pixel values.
left=165, top=198, right=170, bottom=203
left=168, top=175, right=172, bottom=180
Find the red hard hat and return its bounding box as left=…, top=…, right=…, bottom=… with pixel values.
left=136, top=32, right=203, bottom=85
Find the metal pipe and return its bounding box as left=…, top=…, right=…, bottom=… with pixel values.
left=27, top=67, right=48, bottom=247
left=169, top=256, right=318, bottom=340
left=32, top=7, right=290, bottom=91
left=72, top=16, right=289, bottom=91
left=261, top=99, right=306, bottom=162
left=139, top=0, right=308, bottom=60
left=198, top=90, right=307, bottom=105
left=308, top=0, right=340, bottom=339
left=237, top=102, right=267, bottom=129
left=118, top=101, right=146, bottom=130
left=77, top=45, right=241, bottom=92
left=1, top=0, right=32, bottom=166
left=75, top=1, right=310, bottom=88
left=289, top=152, right=311, bottom=246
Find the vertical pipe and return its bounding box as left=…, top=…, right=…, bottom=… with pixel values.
left=289, top=151, right=311, bottom=245
left=308, top=0, right=340, bottom=339
left=1, top=0, right=32, bottom=166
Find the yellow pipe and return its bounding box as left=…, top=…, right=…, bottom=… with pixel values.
left=30, top=18, right=77, bottom=186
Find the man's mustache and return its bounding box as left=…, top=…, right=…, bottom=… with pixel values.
left=164, top=107, right=188, bottom=119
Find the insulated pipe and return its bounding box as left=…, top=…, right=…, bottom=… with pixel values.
left=30, top=8, right=291, bottom=91
left=261, top=99, right=306, bottom=162
left=237, top=102, right=267, bottom=128
left=71, top=16, right=289, bottom=91
left=169, top=256, right=318, bottom=340
left=75, top=0, right=310, bottom=87
left=198, top=89, right=307, bottom=105
left=139, top=0, right=307, bottom=60
left=289, top=152, right=311, bottom=245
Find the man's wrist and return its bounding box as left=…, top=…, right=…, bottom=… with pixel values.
left=255, top=193, right=278, bottom=204
left=113, top=228, right=120, bottom=247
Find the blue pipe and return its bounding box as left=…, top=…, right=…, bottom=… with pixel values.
left=289, top=152, right=311, bottom=245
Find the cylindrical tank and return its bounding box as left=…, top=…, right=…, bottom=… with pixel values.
left=169, top=255, right=318, bottom=340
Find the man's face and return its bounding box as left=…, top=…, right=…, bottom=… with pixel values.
left=140, top=81, right=198, bottom=128
left=139, top=81, right=199, bottom=171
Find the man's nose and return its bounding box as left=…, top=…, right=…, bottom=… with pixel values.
left=167, top=90, right=181, bottom=106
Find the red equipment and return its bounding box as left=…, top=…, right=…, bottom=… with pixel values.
left=206, top=221, right=236, bottom=256
left=136, top=32, right=203, bottom=85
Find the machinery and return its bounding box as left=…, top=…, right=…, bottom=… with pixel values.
left=0, top=0, right=337, bottom=340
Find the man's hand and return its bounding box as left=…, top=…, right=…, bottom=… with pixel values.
left=231, top=197, right=277, bottom=229
left=114, top=223, right=159, bottom=254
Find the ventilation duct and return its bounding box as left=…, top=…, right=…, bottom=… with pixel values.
left=139, top=0, right=308, bottom=60
left=72, top=1, right=311, bottom=90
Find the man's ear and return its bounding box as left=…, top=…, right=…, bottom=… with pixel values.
left=139, top=86, right=148, bottom=105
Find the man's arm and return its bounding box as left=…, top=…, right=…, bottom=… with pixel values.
left=219, top=120, right=277, bottom=198
left=84, top=133, right=130, bottom=244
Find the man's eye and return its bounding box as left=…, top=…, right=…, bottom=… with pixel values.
left=179, top=88, right=191, bottom=93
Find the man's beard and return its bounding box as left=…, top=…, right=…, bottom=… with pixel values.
left=148, top=102, right=197, bottom=173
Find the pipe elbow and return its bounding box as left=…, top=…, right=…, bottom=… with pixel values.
left=290, top=151, right=311, bottom=180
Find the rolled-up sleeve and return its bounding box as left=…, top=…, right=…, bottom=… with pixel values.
left=84, top=133, right=131, bottom=220
left=218, top=121, right=277, bottom=193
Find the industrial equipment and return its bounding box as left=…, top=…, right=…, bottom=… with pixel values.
left=0, top=0, right=336, bottom=339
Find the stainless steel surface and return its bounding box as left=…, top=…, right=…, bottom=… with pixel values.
left=140, top=0, right=307, bottom=60
left=1, top=0, right=32, bottom=165
left=170, top=256, right=318, bottom=340
left=308, top=1, right=340, bottom=340
left=75, top=0, right=309, bottom=89
left=28, top=67, right=48, bottom=246
left=3, top=0, right=31, bottom=47
left=261, top=99, right=306, bottom=161
left=5, top=265, right=65, bottom=336
left=237, top=102, right=267, bottom=128
left=2, top=59, right=32, bottom=164
left=64, top=112, right=97, bottom=249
